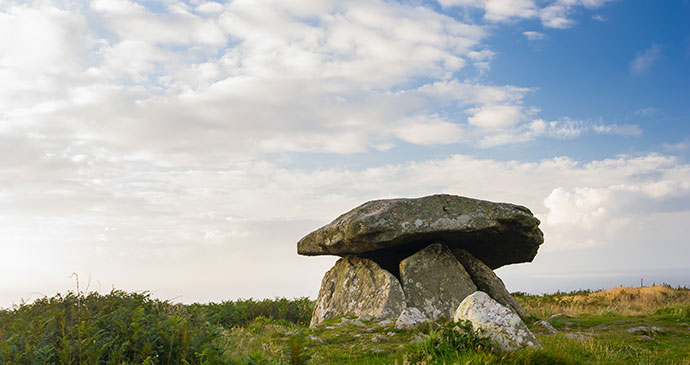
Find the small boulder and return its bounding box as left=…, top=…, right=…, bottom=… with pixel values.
left=370, top=334, right=388, bottom=343
left=627, top=326, right=663, bottom=334
left=532, top=320, right=558, bottom=335
left=563, top=333, right=591, bottom=340
left=454, top=291, right=540, bottom=352
left=453, top=248, right=530, bottom=322
left=377, top=319, right=393, bottom=326
left=410, top=335, right=426, bottom=344
left=395, top=307, right=429, bottom=329
left=400, top=243, right=477, bottom=320
left=310, top=256, right=405, bottom=327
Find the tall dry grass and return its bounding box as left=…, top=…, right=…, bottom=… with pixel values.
left=517, top=285, right=690, bottom=317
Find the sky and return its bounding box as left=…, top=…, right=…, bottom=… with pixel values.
left=1, top=0, right=689, bottom=308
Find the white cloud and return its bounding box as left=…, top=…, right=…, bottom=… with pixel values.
left=439, top=0, right=614, bottom=29
left=633, top=107, right=659, bottom=118
left=394, top=115, right=464, bottom=145
left=523, top=31, right=545, bottom=40
left=2, top=150, right=689, bottom=305
left=630, top=43, right=662, bottom=74
left=440, top=0, right=537, bottom=22
left=592, top=123, right=642, bottom=136
left=474, top=117, right=640, bottom=147
left=467, top=104, right=524, bottom=128
left=592, top=14, right=606, bottom=22
left=0, top=2, right=95, bottom=112
left=663, top=140, right=690, bottom=152
left=0, top=0, right=628, bottom=164
left=540, top=0, right=614, bottom=29
left=0, top=0, right=664, bottom=305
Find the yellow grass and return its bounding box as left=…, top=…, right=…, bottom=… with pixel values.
left=518, top=285, right=690, bottom=317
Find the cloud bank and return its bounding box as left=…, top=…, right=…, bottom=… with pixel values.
left=2, top=149, right=689, bottom=305
left=3, top=0, right=668, bottom=306
left=0, top=0, right=636, bottom=165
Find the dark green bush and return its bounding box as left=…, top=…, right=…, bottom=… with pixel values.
left=406, top=320, right=492, bottom=362
left=0, top=290, right=223, bottom=364
left=0, top=290, right=314, bottom=364
left=190, top=296, right=313, bottom=328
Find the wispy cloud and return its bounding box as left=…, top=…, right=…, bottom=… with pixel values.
left=633, top=107, right=659, bottom=118
left=439, top=0, right=614, bottom=29
left=663, top=140, right=690, bottom=152
left=592, top=14, right=606, bottom=22
left=523, top=31, right=545, bottom=40
left=476, top=118, right=641, bottom=147
left=630, top=43, right=662, bottom=74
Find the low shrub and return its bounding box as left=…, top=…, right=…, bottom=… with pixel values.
left=405, top=320, right=492, bottom=362
left=0, top=291, right=314, bottom=364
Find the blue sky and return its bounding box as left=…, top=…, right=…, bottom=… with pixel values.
left=1, top=0, right=689, bottom=307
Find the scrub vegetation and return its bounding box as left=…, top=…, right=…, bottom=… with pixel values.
left=1, top=285, right=689, bottom=364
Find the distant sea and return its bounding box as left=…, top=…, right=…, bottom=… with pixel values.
left=499, top=268, right=690, bottom=294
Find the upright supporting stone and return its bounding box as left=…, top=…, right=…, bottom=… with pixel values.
left=399, top=243, right=477, bottom=320
left=453, top=248, right=530, bottom=322
left=310, top=256, right=406, bottom=327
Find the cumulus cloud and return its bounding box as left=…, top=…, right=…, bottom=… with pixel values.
left=467, top=104, right=525, bottom=128
left=630, top=43, right=662, bottom=74
left=393, top=115, right=464, bottom=145
left=0, top=0, right=629, bottom=166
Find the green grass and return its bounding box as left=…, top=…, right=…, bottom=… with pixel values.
left=1, top=286, right=689, bottom=364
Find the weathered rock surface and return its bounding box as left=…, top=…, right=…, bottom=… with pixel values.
left=400, top=243, right=477, bottom=320
left=452, top=248, right=530, bottom=322
left=454, top=291, right=540, bottom=352
left=532, top=320, right=558, bottom=335
left=395, top=307, right=428, bottom=329
left=297, top=194, right=543, bottom=275
left=627, top=326, right=663, bottom=334
left=310, top=256, right=405, bottom=327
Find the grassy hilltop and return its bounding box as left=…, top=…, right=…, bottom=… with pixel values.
left=1, top=286, right=689, bottom=364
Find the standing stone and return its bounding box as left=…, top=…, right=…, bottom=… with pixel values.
left=454, top=291, right=539, bottom=352
left=452, top=248, right=530, bottom=322
left=399, top=243, right=477, bottom=320
left=310, top=256, right=405, bottom=327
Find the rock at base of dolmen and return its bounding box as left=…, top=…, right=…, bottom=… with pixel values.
left=453, top=248, right=530, bottom=322
left=454, top=291, right=539, bottom=352
left=400, top=243, right=477, bottom=320
left=310, top=255, right=405, bottom=327
left=297, top=194, right=543, bottom=274
left=395, top=307, right=428, bottom=329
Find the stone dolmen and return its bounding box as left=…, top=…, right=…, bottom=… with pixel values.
left=297, top=194, right=544, bottom=350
